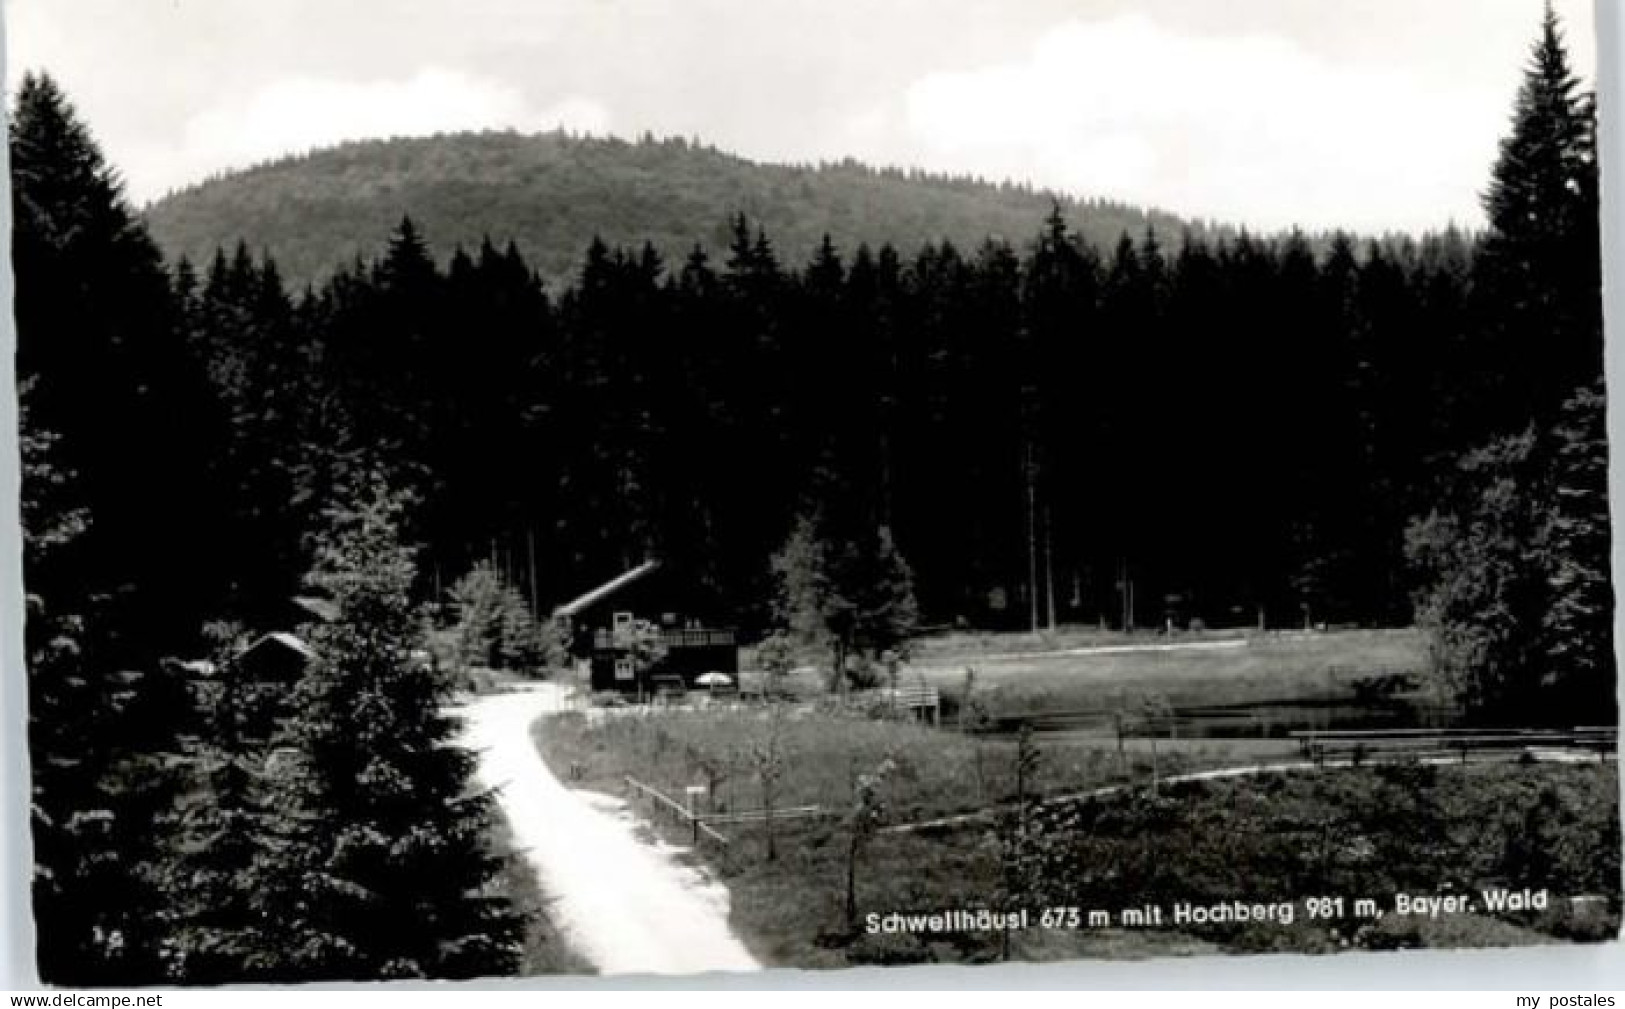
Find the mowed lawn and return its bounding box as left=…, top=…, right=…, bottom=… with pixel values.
left=908, top=627, right=1427, bottom=715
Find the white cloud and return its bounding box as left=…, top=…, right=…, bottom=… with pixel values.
left=902, top=14, right=1504, bottom=232
left=13, top=1, right=1584, bottom=229
left=143, top=69, right=610, bottom=198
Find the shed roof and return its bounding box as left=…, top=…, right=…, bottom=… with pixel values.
left=552, top=560, right=661, bottom=618
left=233, top=632, right=318, bottom=680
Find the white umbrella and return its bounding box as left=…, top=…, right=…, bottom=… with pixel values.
left=695, top=672, right=733, bottom=688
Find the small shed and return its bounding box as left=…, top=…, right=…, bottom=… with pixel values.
left=230, top=632, right=317, bottom=739
left=234, top=631, right=318, bottom=687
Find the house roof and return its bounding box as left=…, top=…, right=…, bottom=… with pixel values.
left=552, top=560, right=661, bottom=618
left=234, top=632, right=318, bottom=675
left=292, top=595, right=339, bottom=623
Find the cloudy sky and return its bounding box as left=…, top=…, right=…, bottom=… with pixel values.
left=2, top=0, right=1601, bottom=233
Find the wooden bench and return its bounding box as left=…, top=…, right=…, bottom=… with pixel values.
left=886, top=684, right=941, bottom=725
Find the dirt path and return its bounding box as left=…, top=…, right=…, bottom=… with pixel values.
left=454, top=685, right=759, bottom=976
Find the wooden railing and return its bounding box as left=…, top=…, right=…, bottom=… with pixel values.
left=623, top=775, right=832, bottom=844
left=623, top=775, right=731, bottom=846
left=698, top=806, right=828, bottom=827
left=1289, top=726, right=1617, bottom=765
left=661, top=628, right=736, bottom=649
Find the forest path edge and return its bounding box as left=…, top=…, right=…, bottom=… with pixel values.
left=454, top=685, right=761, bottom=977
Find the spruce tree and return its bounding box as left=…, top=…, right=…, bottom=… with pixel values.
left=1541, top=384, right=1614, bottom=718
left=771, top=510, right=919, bottom=691
left=158, top=625, right=273, bottom=983
left=1405, top=430, right=1552, bottom=720
left=12, top=73, right=214, bottom=985
left=1406, top=6, right=1609, bottom=725
left=19, top=382, right=134, bottom=984
left=11, top=72, right=230, bottom=656
left=1476, top=2, right=1601, bottom=421
left=448, top=561, right=554, bottom=673
left=262, top=479, right=524, bottom=980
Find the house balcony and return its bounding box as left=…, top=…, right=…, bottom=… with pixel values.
left=593, top=627, right=736, bottom=651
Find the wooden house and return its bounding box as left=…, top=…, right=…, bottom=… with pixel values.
left=552, top=560, right=738, bottom=697
left=174, top=594, right=338, bottom=743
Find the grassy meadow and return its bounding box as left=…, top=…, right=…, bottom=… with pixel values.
left=533, top=704, right=1218, bottom=966
left=915, top=628, right=1429, bottom=716
left=531, top=681, right=1618, bottom=967
left=535, top=705, right=1199, bottom=830
left=529, top=628, right=1618, bottom=967
left=738, top=628, right=1428, bottom=719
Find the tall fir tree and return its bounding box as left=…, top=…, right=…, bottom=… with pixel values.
left=1405, top=429, right=1553, bottom=720
left=19, top=381, right=152, bottom=984
left=1407, top=6, right=1609, bottom=723
left=11, top=72, right=230, bottom=657
left=256, top=479, right=525, bottom=980
left=771, top=509, right=919, bottom=690
left=1475, top=1, right=1601, bottom=423
left=157, top=625, right=273, bottom=983
left=12, top=73, right=223, bottom=984
left=1541, top=384, right=1614, bottom=718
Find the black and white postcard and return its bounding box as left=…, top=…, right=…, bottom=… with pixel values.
left=3, top=0, right=1616, bottom=986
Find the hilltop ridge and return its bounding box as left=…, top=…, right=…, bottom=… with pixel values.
left=144, top=130, right=1213, bottom=287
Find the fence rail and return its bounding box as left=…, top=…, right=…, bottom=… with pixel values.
left=1289, top=726, right=1617, bottom=764
left=622, top=775, right=835, bottom=839
left=698, top=805, right=829, bottom=827
left=623, top=775, right=731, bottom=846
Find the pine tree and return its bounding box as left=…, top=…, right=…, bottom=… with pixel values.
left=12, top=73, right=214, bottom=985
left=159, top=624, right=274, bottom=983
left=448, top=561, right=554, bottom=673
left=12, top=72, right=230, bottom=656
left=1541, top=384, right=1614, bottom=718
left=192, top=245, right=310, bottom=624
left=1406, top=430, right=1553, bottom=721
left=771, top=511, right=918, bottom=692
left=1476, top=1, right=1601, bottom=421
left=20, top=382, right=120, bottom=983
left=260, top=480, right=524, bottom=980
left=1406, top=6, right=1609, bottom=725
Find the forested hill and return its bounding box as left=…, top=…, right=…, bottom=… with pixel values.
left=143, top=130, right=1209, bottom=288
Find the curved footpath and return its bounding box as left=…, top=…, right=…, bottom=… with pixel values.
left=454, top=685, right=760, bottom=976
